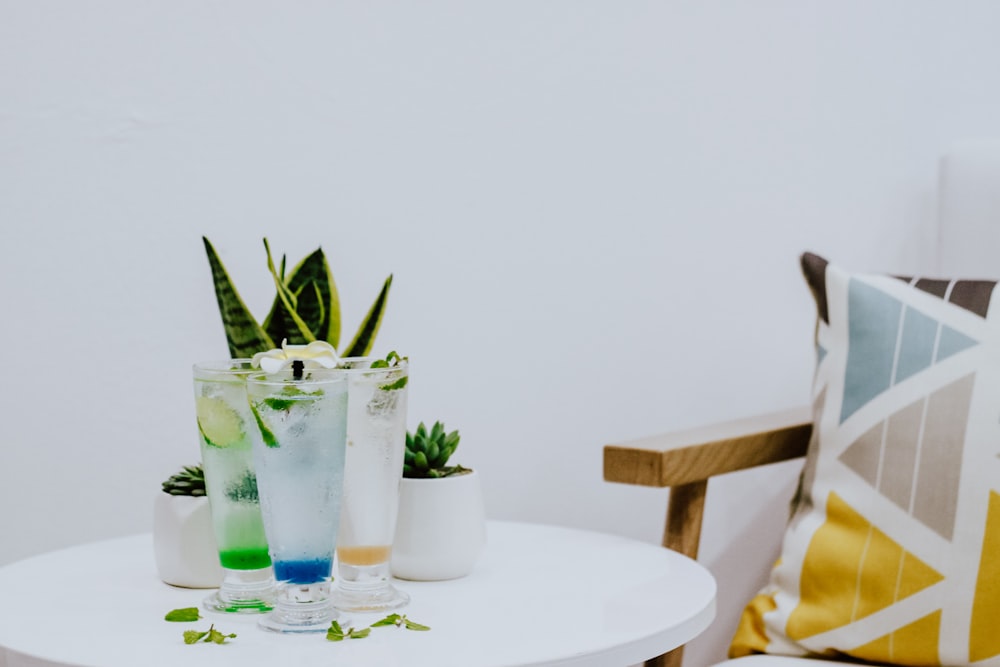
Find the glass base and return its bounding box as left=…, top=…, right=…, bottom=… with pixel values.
left=331, top=561, right=410, bottom=613
left=258, top=582, right=337, bottom=633
left=203, top=566, right=275, bottom=614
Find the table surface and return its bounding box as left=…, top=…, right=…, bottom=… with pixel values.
left=0, top=521, right=716, bottom=667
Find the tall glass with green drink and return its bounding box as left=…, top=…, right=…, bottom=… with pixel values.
left=193, top=361, right=275, bottom=613
left=247, top=365, right=348, bottom=633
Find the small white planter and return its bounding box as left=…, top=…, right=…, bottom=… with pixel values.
left=152, top=493, right=222, bottom=589
left=391, top=469, right=487, bottom=581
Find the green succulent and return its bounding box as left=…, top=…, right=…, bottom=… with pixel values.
left=203, top=236, right=392, bottom=358
left=404, top=422, right=469, bottom=479
left=162, top=465, right=207, bottom=497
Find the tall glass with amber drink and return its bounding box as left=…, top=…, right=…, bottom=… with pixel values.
left=331, top=354, right=410, bottom=612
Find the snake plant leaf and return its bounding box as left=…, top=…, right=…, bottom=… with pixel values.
left=294, top=280, right=326, bottom=340
left=262, top=239, right=315, bottom=345
left=263, top=247, right=341, bottom=348
left=342, top=275, right=393, bottom=357
left=202, top=237, right=275, bottom=358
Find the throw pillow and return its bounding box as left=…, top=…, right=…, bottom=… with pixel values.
left=730, top=252, right=1000, bottom=665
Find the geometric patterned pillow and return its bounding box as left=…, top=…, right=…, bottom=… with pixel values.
left=729, top=252, right=1000, bottom=665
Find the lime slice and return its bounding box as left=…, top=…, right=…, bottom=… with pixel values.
left=196, top=396, right=245, bottom=448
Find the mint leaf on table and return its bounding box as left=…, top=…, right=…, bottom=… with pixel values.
left=370, top=613, right=401, bottom=627
left=328, top=613, right=430, bottom=642
left=165, top=607, right=200, bottom=622
left=183, top=624, right=236, bottom=645
left=206, top=626, right=237, bottom=644
left=327, top=621, right=370, bottom=641
left=371, top=613, right=430, bottom=631
left=183, top=629, right=209, bottom=644
left=327, top=621, right=346, bottom=641
left=402, top=616, right=431, bottom=631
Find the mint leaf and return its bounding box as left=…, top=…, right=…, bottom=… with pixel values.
left=165, top=607, right=200, bottom=622
left=327, top=620, right=346, bottom=641
left=225, top=470, right=259, bottom=503
left=403, top=617, right=431, bottom=631
left=379, top=376, right=408, bottom=391
left=371, top=613, right=401, bottom=627
left=264, top=397, right=297, bottom=410
left=372, top=351, right=408, bottom=371
left=183, top=629, right=209, bottom=644
left=183, top=624, right=236, bottom=645
left=370, top=613, right=430, bottom=632
left=207, top=626, right=237, bottom=644
left=327, top=620, right=373, bottom=640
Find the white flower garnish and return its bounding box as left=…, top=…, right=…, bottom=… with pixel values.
left=251, top=340, right=339, bottom=373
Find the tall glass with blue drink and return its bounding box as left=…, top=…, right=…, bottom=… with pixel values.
left=246, top=367, right=348, bottom=633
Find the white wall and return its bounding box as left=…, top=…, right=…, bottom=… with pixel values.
left=3, top=2, right=1000, bottom=664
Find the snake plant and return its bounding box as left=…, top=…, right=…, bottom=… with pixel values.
left=203, top=237, right=392, bottom=358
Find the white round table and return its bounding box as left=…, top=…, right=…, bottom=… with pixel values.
left=0, top=521, right=716, bottom=667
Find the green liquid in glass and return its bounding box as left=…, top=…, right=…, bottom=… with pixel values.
left=219, top=547, right=272, bottom=570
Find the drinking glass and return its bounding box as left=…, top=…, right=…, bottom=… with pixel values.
left=246, top=367, right=348, bottom=633
left=192, top=361, right=275, bottom=614
left=331, top=357, right=410, bottom=612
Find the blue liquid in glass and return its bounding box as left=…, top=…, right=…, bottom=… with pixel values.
left=274, top=558, right=333, bottom=584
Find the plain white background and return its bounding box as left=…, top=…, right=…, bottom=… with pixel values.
left=3, top=2, right=999, bottom=664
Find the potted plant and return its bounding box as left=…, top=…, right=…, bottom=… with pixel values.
left=391, top=422, right=486, bottom=581
left=155, top=238, right=395, bottom=583
left=153, top=465, right=222, bottom=588
left=202, top=236, right=392, bottom=358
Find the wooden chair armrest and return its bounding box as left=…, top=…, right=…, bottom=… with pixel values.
left=603, top=406, right=813, bottom=488
left=604, top=407, right=813, bottom=667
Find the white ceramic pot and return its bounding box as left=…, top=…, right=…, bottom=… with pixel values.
left=152, top=493, right=223, bottom=588
left=391, top=469, right=487, bottom=581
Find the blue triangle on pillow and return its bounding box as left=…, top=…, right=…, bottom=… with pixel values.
left=841, top=279, right=902, bottom=423
left=894, top=306, right=937, bottom=384
left=936, top=326, right=977, bottom=362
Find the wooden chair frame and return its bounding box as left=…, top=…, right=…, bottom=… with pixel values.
left=602, top=407, right=814, bottom=667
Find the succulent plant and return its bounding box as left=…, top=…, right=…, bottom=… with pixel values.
left=203, top=236, right=392, bottom=359
left=162, top=464, right=207, bottom=497
left=404, top=422, right=470, bottom=479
